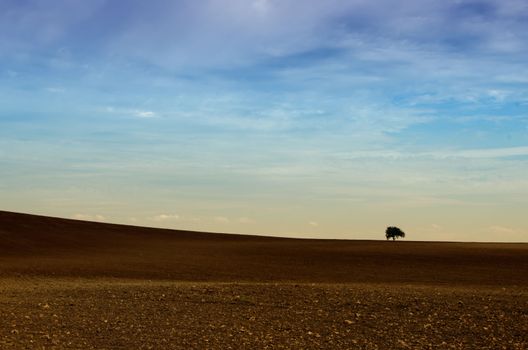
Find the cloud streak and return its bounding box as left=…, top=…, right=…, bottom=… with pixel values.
left=1, top=0, right=527, bottom=241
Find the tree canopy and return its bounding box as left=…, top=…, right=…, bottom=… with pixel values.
left=385, top=226, right=405, bottom=240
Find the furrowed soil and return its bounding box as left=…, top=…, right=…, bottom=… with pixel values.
left=0, top=211, right=527, bottom=349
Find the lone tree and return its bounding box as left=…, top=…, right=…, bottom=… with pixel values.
left=385, top=226, right=405, bottom=240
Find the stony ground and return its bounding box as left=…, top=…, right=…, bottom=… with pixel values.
left=1, top=278, right=526, bottom=349
left=1, top=212, right=527, bottom=349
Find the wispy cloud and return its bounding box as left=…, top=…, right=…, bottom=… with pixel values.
left=1, top=0, right=527, bottom=241
left=3, top=1, right=526, bottom=67
left=133, top=110, right=157, bottom=118
left=339, top=147, right=528, bottom=160
left=72, top=213, right=106, bottom=222
left=104, top=106, right=158, bottom=119
left=151, top=214, right=180, bottom=222
left=441, top=147, right=528, bottom=159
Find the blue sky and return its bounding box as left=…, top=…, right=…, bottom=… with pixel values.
left=1, top=0, right=527, bottom=241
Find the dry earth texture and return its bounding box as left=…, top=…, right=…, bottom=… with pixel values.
left=0, top=210, right=527, bottom=349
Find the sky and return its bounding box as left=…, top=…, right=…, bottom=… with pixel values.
left=1, top=0, right=527, bottom=241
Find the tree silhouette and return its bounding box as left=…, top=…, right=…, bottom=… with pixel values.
left=385, top=226, right=405, bottom=240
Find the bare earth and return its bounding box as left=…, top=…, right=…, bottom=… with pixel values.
left=0, top=211, right=527, bottom=349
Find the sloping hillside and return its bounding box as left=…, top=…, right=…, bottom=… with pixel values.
left=0, top=211, right=526, bottom=285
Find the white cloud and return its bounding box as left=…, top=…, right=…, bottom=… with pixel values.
left=436, top=147, right=528, bottom=159
left=72, top=213, right=106, bottom=222
left=4, top=0, right=527, bottom=73
left=308, top=221, right=319, bottom=227
left=488, top=225, right=517, bottom=235
left=151, top=214, right=180, bottom=221
left=134, top=110, right=157, bottom=118
left=430, top=224, right=442, bottom=230
left=486, top=89, right=509, bottom=102
left=340, top=146, right=528, bottom=160
left=103, top=106, right=158, bottom=119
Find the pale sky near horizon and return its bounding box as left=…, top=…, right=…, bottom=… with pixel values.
left=1, top=0, right=527, bottom=241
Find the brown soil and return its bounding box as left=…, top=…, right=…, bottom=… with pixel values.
left=1, top=211, right=527, bottom=349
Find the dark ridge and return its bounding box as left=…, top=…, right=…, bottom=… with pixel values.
left=1, top=210, right=527, bottom=285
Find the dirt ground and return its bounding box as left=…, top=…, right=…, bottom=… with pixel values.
left=0, top=279, right=526, bottom=349
left=1, top=211, right=527, bottom=349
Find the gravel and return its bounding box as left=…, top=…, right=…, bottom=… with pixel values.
left=1, top=279, right=526, bottom=349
